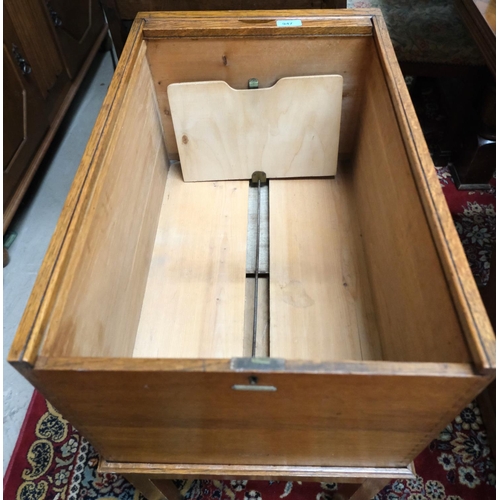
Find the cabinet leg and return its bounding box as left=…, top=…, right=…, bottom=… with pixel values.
left=153, top=479, right=185, bottom=500
left=347, top=478, right=390, bottom=500
left=124, top=475, right=392, bottom=500
left=124, top=475, right=390, bottom=500
left=125, top=474, right=177, bottom=500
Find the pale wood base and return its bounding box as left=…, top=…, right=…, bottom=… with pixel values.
left=101, top=459, right=413, bottom=500
left=132, top=164, right=383, bottom=362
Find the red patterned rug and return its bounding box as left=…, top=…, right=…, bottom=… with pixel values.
left=4, top=79, right=495, bottom=500
left=436, top=164, right=495, bottom=287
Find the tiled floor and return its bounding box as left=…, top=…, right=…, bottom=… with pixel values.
left=3, top=51, right=115, bottom=474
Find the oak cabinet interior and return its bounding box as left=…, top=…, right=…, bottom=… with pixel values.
left=10, top=10, right=495, bottom=470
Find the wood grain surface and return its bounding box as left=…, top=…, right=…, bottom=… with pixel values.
left=100, top=459, right=415, bottom=482
left=4, top=0, right=67, bottom=101
left=146, top=35, right=372, bottom=161
left=134, top=164, right=248, bottom=358
left=372, top=15, right=495, bottom=372
left=269, top=175, right=382, bottom=361
left=47, top=0, right=106, bottom=80
left=7, top=10, right=495, bottom=479
left=41, top=41, right=168, bottom=358
left=8, top=19, right=146, bottom=365
left=142, top=15, right=373, bottom=38
left=455, top=0, right=495, bottom=75
left=168, top=76, right=342, bottom=181
left=350, top=40, right=473, bottom=365
left=27, top=359, right=488, bottom=467
left=139, top=8, right=377, bottom=18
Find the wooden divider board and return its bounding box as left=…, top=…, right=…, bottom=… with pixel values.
left=134, top=164, right=248, bottom=358
left=269, top=177, right=383, bottom=362
left=167, top=76, right=343, bottom=182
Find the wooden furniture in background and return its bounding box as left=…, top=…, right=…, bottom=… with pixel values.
left=3, top=0, right=108, bottom=236
left=455, top=0, right=495, bottom=76
left=48, top=0, right=110, bottom=79
left=8, top=10, right=495, bottom=500
left=451, top=0, right=495, bottom=187
left=101, top=0, right=347, bottom=56
left=115, top=0, right=346, bottom=19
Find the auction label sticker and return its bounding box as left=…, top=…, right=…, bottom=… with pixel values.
left=276, top=19, right=302, bottom=27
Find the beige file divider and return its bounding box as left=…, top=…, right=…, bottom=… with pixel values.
left=167, top=75, right=343, bottom=182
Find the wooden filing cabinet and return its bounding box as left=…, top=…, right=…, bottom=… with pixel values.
left=8, top=9, right=495, bottom=500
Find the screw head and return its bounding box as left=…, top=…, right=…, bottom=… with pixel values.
left=248, top=78, right=259, bottom=89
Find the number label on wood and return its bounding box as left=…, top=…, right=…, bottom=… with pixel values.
left=276, top=19, right=302, bottom=27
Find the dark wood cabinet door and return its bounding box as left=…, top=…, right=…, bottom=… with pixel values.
left=45, top=0, right=106, bottom=79
left=3, top=8, right=49, bottom=209
left=114, top=0, right=346, bottom=19
left=5, top=0, right=70, bottom=123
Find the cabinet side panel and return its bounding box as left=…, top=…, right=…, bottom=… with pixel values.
left=40, top=42, right=168, bottom=357
left=350, top=49, right=471, bottom=363
left=371, top=16, right=494, bottom=372
left=145, top=36, right=372, bottom=161
left=8, top=20, right=145, bottom=364
left=29, top=366, right=487, bottom=467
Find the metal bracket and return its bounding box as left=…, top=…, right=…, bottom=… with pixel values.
left=248, top=78, right=259, bottom=89
left=231, top=357, right=286, bottom=371
left=249, top=171, right=267, bottom=356
left=250, top=171, right=267, bottom=187
left=232, top=384, right=277, bottom=391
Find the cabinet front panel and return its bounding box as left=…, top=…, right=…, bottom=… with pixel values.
left=30, top=366, right=486, bottom=467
